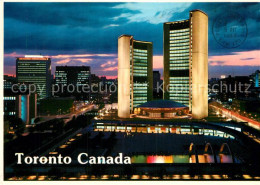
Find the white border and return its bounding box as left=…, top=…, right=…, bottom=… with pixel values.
left=1, top=0, right=259, bottom=185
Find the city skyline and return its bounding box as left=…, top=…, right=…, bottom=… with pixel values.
left=4, top=2, right=260, bottom=79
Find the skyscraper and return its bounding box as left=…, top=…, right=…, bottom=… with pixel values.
left=16, top=55, right=52, bottom=99
left=118, top=35, right=153, bottom=118
left=163, top=10, right=208, bottom=119
left=55, top=66, right=91, bottom=100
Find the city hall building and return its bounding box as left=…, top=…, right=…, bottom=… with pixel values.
left=163, top=10, right=208, bottom=119
left=118, top=35, right=153, bottom=118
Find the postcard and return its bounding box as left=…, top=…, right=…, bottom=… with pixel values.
left=2, top=1, right=260, bottom=182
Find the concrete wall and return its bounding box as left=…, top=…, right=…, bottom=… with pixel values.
left=190, top=10, right=208, bottom=119
left=118, top=35, right=131, bottom=118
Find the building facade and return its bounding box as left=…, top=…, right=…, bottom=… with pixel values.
left=163, top=10, right=208, bottom=119
left=16, top=55, right=52, bottom=99
left=4, top=89, right=37, bottom=124
left=4, top=75, right=16, bottom=89
left=55, top=66, right=91, bottom=100
left=250, top=70, right=260, bottom=88
left=118, top=35, right=153, bottom=118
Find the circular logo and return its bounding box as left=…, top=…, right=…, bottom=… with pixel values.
left=212, top=12, right=247, bottom=48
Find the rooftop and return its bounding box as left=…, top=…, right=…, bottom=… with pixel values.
left=137, top=100, right=187, bottom=109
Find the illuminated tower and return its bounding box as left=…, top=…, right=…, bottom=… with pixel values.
left=163, top=10, right=208, bottom=119
left=16, top=55, right=52, bottom=99
left=118, top=35, right=153, bottom=118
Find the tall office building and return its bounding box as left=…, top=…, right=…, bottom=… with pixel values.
left=118, top=35, right=153, bottom=118
left=55, top=66, right=91, bottom=100
left=16, top=55, right=52, bottom=99
left=163, top=10, right=208, bottom=119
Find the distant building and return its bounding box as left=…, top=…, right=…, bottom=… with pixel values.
left=163, top=10, right=208, bottom=119
left=16, top=55, right=52, bottom=99
left=118, top=35, right=153, bottom=118
left=4, top=75, right=16, bottom=89
left=250, top=70, right=260, bottom=88
left=90, top=74, right=101, bottom=101
left=218, top=75, right=251, bottom=102
left=4, top=89, right=37, bottom=124
left=55, top=66, right=91, bottom=100
left=153, top=71, right=163, bottom=99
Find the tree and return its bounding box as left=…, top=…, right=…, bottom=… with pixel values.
left=9, top=117, right=25, bottom=136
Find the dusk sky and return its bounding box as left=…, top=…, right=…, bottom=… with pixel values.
left=4, top=2, right=260, bottom=79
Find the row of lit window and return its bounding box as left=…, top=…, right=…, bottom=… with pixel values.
left=133, top=97, right=147, bottom=100
left=7, top=112, right=16, bottom=115
left=169, top=50, right=189, bottom=54
left=133, top=83, right=147, bottom=87
left=169, top=81, right=189, bottom=84
left=170, top=35, right=190, bottom=40
left=170, top=77, right=189, bottom=80
left=56, top=73, right=66, bottom=76
left=169, top=32, right=189, bottom=37
left=18, top=69, right=47, bottom=72
left=133, top=56, right=147, bottom=60
left=169, top=96, right=189, bottom=100
left=170, top=63, right=189, bottom=67
left=169, top=28, right=189, bottom=34
left=170, top=43, right=190, bottom=48
left=133, top=74, right=147, bottom=77
left=17, top=81, right=46, bottom=84
left=133, top=52, right=147, bottom=57
left=170, top=53, right=189, bottom=57
left=169, top=94, right=189, bottom=98
left=132, top=63, right=148, bottom=67
left=18, top=72, right=47, bottom=74
left=133, top=69, right=147, bottom=72
left=169, top=57, right=189, bottom=61
left=18, top=66, right=46, bottom=69
left=170, top=39, right=189, bottom=44
left=133, top=66, right=147, bottom=70
left=169, top=46, right=190, bottom=50
left=133, top=100, right=147, bottom=103
left=133, top=49, right=147, bottom=53
left=132, top=90, right=147, bottom=93
left=18, top=76, right=47, bottom=78
left=169, top=82, right=190, bottom=85
left=18, top=62, right=46, bottom=64
left=4, top=97, right=16, bottom=100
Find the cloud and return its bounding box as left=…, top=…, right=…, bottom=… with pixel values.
left=103, top=24, right=120, bottom=28
left=209, top=50, right=260, bottom=66
left=4, top=52, right=22, bottom=57
left=113, top=3, right=192, bottom=24
left=4, top=2, right=260, bottom=78
left=100, top=60, right=117, bottom=68
left=241, top=58, right=255, bottom=60
left=50, top=54, right=116, bottom=59
left=103, top=66, right=118, bottom=71
left=56, top=59, right=70, bottom=64
left=209, top=61, right=226, bottom=66
left=4, top=3, right=130, bottom=28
